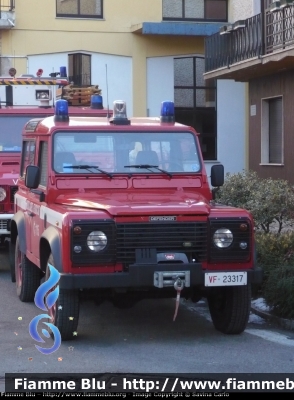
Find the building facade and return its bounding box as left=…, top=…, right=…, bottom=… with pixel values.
left=0, top=0, right=247, bottom=174
left=205, top=0, right=294, bottom=184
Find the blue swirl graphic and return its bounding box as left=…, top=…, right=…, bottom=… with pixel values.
left=34, top=264, right=60, bottom=311
left=29, top=314, right=61, bottom=355
left=29, top=264, right=62, bottom=355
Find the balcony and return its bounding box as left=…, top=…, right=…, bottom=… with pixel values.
left=0, top=0, right=15, bottom=29
left=131, top=0, right=227, bottom=36
left=204, top=4, right=294, bottom=81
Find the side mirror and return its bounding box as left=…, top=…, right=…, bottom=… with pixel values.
left=211, top=164, right=224, bottom=187
left=25, top=165, right=40, bottom=189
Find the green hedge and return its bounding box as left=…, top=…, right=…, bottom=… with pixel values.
left=216, top=171, right=294, bottom=319
left=215, top=170, right=294, bottom=233
left=264, top=265, right=294, bottom=319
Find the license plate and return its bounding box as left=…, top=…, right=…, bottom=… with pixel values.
left=205, top=272, right=247, bottom=287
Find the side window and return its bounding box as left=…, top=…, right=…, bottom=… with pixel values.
left=56, top=0, right=103, bottom=19
left=20, top=140, right=36, bottom=178
left=163, top=0, right=227, bottom=22
left=174, top=56, right=217, bottom=160
left=39, top=141, right=48, bottom=187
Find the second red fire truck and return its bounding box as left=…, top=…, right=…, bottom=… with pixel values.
left=0, top=73, right=108, bottom=252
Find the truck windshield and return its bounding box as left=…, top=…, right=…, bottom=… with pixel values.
left=53, top=131, right=201, bottom=174
left=0, top=117, right=25, bottom=152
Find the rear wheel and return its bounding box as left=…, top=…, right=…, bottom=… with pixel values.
left=207, top=285, right=251, bottom=334
left=15, top=236, right=40, bottom=302
left=46, top=254, right=80, bottom=341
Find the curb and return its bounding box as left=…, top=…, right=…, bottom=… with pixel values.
left=251, top=305, right=294, bottom=331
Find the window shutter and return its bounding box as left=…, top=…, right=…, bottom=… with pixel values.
left=269, top=97, right=282, bottom=163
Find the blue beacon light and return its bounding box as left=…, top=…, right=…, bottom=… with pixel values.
left=91, top=95, right=103, bottom=109
left=160, top=101, right=175, bottom=123
left=54, top=99, right=69, bottom=122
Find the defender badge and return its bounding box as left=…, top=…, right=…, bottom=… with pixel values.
left=149, top=216, right=177, bottom=221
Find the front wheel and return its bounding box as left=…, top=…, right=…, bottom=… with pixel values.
left=45, top=254, right=80, bottom=341
left=207, top=285, right=251, bottom=334
left=15, top=236, right=40, bottom=302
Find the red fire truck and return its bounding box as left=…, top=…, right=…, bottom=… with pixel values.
left=0, top=75, right=108, bottom=249
left=9, top=99, right=262, bottom=340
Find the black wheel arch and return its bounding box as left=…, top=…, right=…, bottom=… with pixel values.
left=10, top=211, right=26, bottom=253
left=40, top=226, right=63, bottom=273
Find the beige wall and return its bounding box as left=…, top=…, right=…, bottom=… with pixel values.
left=13, top=0, right=162, bottom=32
left=131, top=35, right=203, bottom=115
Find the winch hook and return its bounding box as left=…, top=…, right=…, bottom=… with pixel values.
left=173, top=277, right=184, bottom=322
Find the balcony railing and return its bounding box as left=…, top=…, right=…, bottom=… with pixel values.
left=0, top=0, right=15, bottom=18
left=205, top=14, right=262, bottom=72
left=205, top=5, right=294, bottom=73
left=265, top=6, right=294, bottom=54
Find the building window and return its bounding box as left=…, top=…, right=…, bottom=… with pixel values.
left=261, top=96, right=283, bottom=164
left=174, top=56, right=217, bottom=160
left=68, top=53, right=91, bottom=86
left=56, top=0, right=103, bottom=19
left=162, top=0, right=227, bottom=22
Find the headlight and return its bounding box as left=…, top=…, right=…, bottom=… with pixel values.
left=0, top=187, right=6, bottom=202
left=213, top=228, right=233, bottom=248
left=87, top=231, right=107, bottom=252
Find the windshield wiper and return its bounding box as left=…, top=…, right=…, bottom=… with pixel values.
left=124, top=164, right=172, bottom=178
left=63, top=165, right=113, bottom=179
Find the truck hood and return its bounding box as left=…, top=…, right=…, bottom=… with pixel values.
left=55, top=191, right=210, bottom=216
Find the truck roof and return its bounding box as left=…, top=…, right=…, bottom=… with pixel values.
left=27, top=115, right=196, bottom=135
left=0, top=106, right=110, bottom=117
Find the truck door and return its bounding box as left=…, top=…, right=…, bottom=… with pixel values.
left=29, top=141, right=48, bottom=259
left=21, top=140, right=37, bottom=254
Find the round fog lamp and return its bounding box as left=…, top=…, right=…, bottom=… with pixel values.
left=74, top=246, right=82, bottom=253
left=239, top=242, right=248, bottom=250
left=213, top=228, right=233, bottom=248
left=87, top=231, right=107, bottom=252
left=0, top=187, right=7, bottom=202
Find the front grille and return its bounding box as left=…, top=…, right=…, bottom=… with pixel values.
left=10, top=186, right=18, bottom=202
left=0, top=219, right=8, bottom=230
left=209, top=218, right=252, bottom=262
left=116, top=222, right=208, bottom=268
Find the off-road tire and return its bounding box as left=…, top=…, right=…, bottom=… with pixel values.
left=46, top=254, right=80, bottom=341
left=207, top=285, right=251, bottom=334
left=15, top=236, right=40, bottom=302
left=9, top=241, right=16, bottom=282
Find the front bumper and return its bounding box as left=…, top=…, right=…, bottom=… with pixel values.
left=0, top=214, right=13, bottom=235
left=59, top=263, right=263, bottom=290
